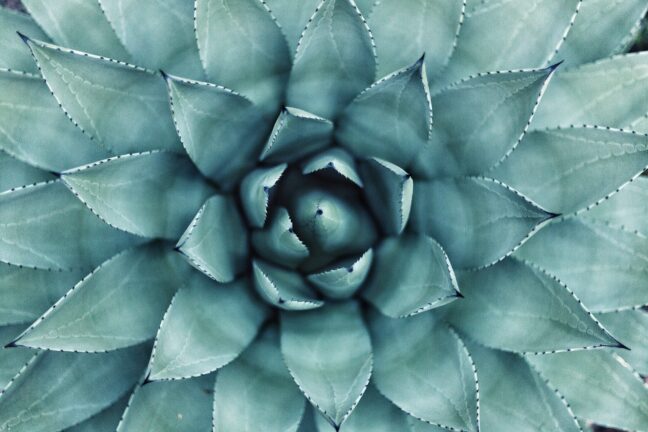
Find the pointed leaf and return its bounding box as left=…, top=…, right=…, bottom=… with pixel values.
left=586, top=176, right=648, bottom=235
left=0, top=151, right=53, bottom=193
left=62, top=151, right=214, bottom=239
left=148, top=275, right=268, bottom=381
left=359, top=158, right=413, bottom=235
left=336, top=57, right=431, bottom=169
left=240, top=163, right=288, bottom=228
left=176, top=194, right=248, bottom=283
left=516, top=217, right=648, bottom=312
left=302, top=148, right=363, bottom=187
left=0, top=345, right=148, bottom=432
left=411, top=177, right=552, bottom=269
left=408, top=418, right=450, bottom=432
left=213, top=326, right=305, bottom=432
left=165, top=74, right=269, bottom=190
left=0, top=325, right=34, bottom=390
left=195, top=0, right=291, bottom=112
left=251, top=207, right=309, bottom=269
left=286, top=0, right=376, bottom=119
left=281, top=301, right=372, bottom=428
left=14, top=243, right=188, bottom=352
left=298, top=405, right=319, bottom=432
left=597, top=309, right=648, bottom=376
left=369, top=310, right=479, bottom=432
left=252, top=259, right=323, bottom=311
left=24, top=37, right=180, bottom=154
left=307, top=249, right=372, bottom=300
left=266, top=0, right=320, bottom=53
left=0, top=7, right=48, bottom=72
left=0, top=181, right=138, bottom=270
left=67, top=395, right=130, bottom=432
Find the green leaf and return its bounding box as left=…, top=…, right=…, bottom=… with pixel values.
left=410, top=177, right=552, bottom=269
left=176, top=194, right=248, bottom=283
left=281, top=301, right=372, bottom=428
left=369, top=310, right=479, bottom=432
left=165, top=74, right=269, bottom=190
left=413, top=68, right=556, bottom=178
left=13, top=243, right=188, bottom=352
left=252, top=259, right=323, bottom=311
left=302, top=148, right=363, bottom=187
left=467, top=341, right=581, bottom=432
left=261, top=107, right=333, bottom=164
left=147, top=274, right=268, bottom=381
left=286, top=0, right=376, bottom=119
left=195, top=0, right=291, bottom=112
left=359, top=158, right=413, bottom=235
left=62, top=151, right=214, bottom=239
left=527, top=350, right=648, bottom=432
left=307, top=249, right=372, bottom=300
left=407, top=418, right=450, bottom=432
left=0, top=69, right=108, bottom=172
left=67, top=396, right=129, bottom=432
left=22, top=0, right=131, bottom=61
left=515, top=217, right=648, bottom=312
left=363, top=235, right=459, bottom=318
left=213, top=326, right=305, bottom=432
left=99, top=0, right=204, bottom=79
left=266, top=0, right=320, bottom=53
left=251, top=207, right=309, bottom=269
left=585, top=176, right=648, bottom=235
left=449, top=257, right=618, bottom=353
left=298, top=405, right=319, bottom=432
left=336, top=57, right=431, bottom=170
left=0, top=325, right=34, bottom=390
left=0, top=181, right=138, bottom=271
left=0, top=151, right=53, bottom=193
left=490, top=126, right=648, bottom=214
left=24, top=37, right=180, bottom=154
left=117, top=375, right=213, bottom=432
left=0, top=7, right=48, bottom=73
left=596, top=309, right=648, bottom=375
left=0, top=345, right=148, bottom=432
left=240, top=163, right=288, bottom=228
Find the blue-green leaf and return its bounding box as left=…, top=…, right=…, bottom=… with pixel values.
left=0, top=7, right=49, bottom=72
left=147, top=274, right=268, bottom=381
left=302, top=148, right=363, bottom=187
left=252, top=207, right=309, bottom=269
left=281, top=301, right=372, bottom=429
left=0, top=325, right=34, bottom=390
left=286, top=0, right=376, bottom=119
left=240, top=164, right=288, bottom=228
left=585, top=176, right=648, bottom=235
left=0, top=151, right=53, bottom=193
left=597, top=309, right=648, bottom=376
left=252, top=259, right=323, bottom=311
left=307, top=249, right=372, bottom=300
left=67, top=395, right=130, bottom=432
left=266, top=0, right=320, bottom=53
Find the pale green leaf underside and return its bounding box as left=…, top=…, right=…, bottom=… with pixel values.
left=0, top=151, right=53, bottom=193
left=307, top=248, right=372, bottom=300
left=240, top=163, right=288, bottom=228
left=585, top=176, right=648, bottom=235
left=67, top=395, right=129, bottom=432
left=302, top=148, right=363, bottom=187
left=252, top=259, right=323, bottom=311
left=252, top=207, right=309, bottom=269
left=0, top=7, right=49, bottom=73
left=596, top=309, right=648, bottom=376
left=0, top=325, right=34, bottom=390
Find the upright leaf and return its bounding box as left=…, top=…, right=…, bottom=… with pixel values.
left=0, top=325, right=34, bottom=390
left=252, top=207, right=309, bottom=269
left=307, top=249, right=373, bottom=300
left=0, top=151, right=53, bottom=193
left=253, top=260, right=323, bottom=311
left=585, top=176, right=648, bottom=235
left=596, top=309, right=648, bottom=376
left=0, top=7, right=49, bottom=72
left=240, top=164, right=288, bottom=228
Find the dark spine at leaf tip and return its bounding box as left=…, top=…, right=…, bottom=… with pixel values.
left=49, top=171, right=61, bottom=178
left=615, top=342, right=631, bottom=351
left=455, top=291, right=465, bottom=299
left=159, top=69, right=170, bottom=82
left=547, top=60, right=564, bottom=72
left=141, top=373, right=154, bottom=386
left=3, top=340, right=18, bottom=349
left=16, top=31, right=30, bottom=45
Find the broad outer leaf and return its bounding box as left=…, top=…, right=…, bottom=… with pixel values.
left=117, top=375, right=213, bottom=432
left=147, top=275, right=268, bottom=381
left=302, top=148, right=363, bottom=187
left=176, top=194, right=248, bottom=283
left=266, top=0, right=320, bottom=53
left=67, top=395, right=130, bottom=432
left=0, top=151, right=53, bottom=193
left=0, top=7, right=49, bottom=72
left=307, top=249, right=373, bottom=300
left=252, top=207, right=309, bottom=269
left=516, top=217, right=648, bottom=312
left=369, top=310, right=479, bottom=432
left=0, top=325, right=34, bottom=390
left=586, top=176, right=648, bottom=235
left=62, top=151, right=214, bottom=240
left=0, top=181, right=138, bottom=271
left=281, top=301, right=372, bottom=428
left=14, top=243, right=189, bottom=352
left=490, top=126, right=648, bottom=214
left=410, top=177, right=552, bottom=269
left=297, top=405, right=320, bottom=432
left=336, top=57, right=431, bottom=170
left=286, top=0, right=376, bottom=119
left=213, top=326, right=305, bottom=432
left=195, top=0, right=291, bottom=112
left=252, top=259, right=323, bottom=311
left=596, top=309, right=648, bottom=376
left=528, top=350, right=648, bottom=432
left=25, top=37, right=181, bottom=154
left=449, top=258, right=618, bottom=353
left=240, top=164, right=288, bottom=228
left=0, top=345, right=148, bottom=432
left=363, top=235, right=459, bottom=318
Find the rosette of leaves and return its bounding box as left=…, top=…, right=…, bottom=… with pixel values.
left=1, top=1, right=648, bottom=431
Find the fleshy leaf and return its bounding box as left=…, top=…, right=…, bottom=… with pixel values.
left=147, top=275, right=268, bottom=381
left=252, top=259, right=323, bottom=311
left=176, top=194, right=248, bottom=283
left=0, top=345, right=148, bottom=432
left=0, top=181, right=138, bottom=271
left=251, top=207, right=309, bottom=269
left=281, top=301, right=372, bottom=428
left=298, top=405, right=319, bottom=432
left=24, top=37, right=180, bottom=154
left=240, top=163, right=288, bottom=228
left=0, top=325, right=34, bottom=390
left=363, top=235, right=459, bottom=318
left=0, top=7, right=49, bottom=72
left=13, top=243, right=188, bottom=352
left=213, top=326, right=305, bottom=432
left=585, top=176, right=648, bottom=235
left=286, top=0, right=376, bottom=119
left=369, top=310, right=479, bottom=432
left=448, top=257, right=618, bottom=353
left=302, top=148, right=363, bottom=187
left=165, top=74, right=269, bottom=190
left=527, top=350, right=648, bottom=431
left=67, top=395, right=129, bottom=432
left=266, top=0, right=320, bottom=53
left=490, top=126, right=648, bottom=214
left=117, top=375, right=213, bottom=432
left=307, top=249, right=372, bottom=300
left=0, top=151, right=53, bottom=193
left=195, top=0, right=291, bottom=112
left=336, top=57, right=431, bottom=169
left=359, top=158, right=413, bottom=235
left=515, top=217, right=648, bottom=312
left=410, top=177, right=552, bottom=269
left=597, top=309, right=648, bottom=376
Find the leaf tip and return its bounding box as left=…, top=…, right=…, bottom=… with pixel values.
left=16, top=31, right=30, bottom=45
left=614, top=341, right=631, bottom=351
left=141, top=372, right=154, bottom=386
left=159, top=69, right=170, bottom=82
left=547, top=60, right=564, bottom=72
left=3, top=340, right=18, bottom=349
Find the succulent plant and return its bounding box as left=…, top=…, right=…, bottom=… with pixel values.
left=1, top=0, right=648, bottom=431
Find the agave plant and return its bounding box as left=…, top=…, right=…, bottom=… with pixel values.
left=0, top=0, right=648, bottom=431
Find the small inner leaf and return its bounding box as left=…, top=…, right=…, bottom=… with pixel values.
left=252, top=259, right=323, bottom=311
left=240, top=163, right=288, bottom=229
left=251, top=207, right=309, bottom=269
left=307, top=248, right=373, bottom=300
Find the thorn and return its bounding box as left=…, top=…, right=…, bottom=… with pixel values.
left=159, top=69, right=170, bottom=81
left=141, top=373, right=154, bottom=386
left=547, top=60, right=564, bottom=72
left=16, top=31, right=30, bottom=45
left=614, top=341, right=631, bottom=351
left=3, top=340, right=18, bottom=349
left=455, top=291, right=464, bottom=299
left=49, top=171, right=61, bottom=178
left=416, top=52, right=426, bottom=64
